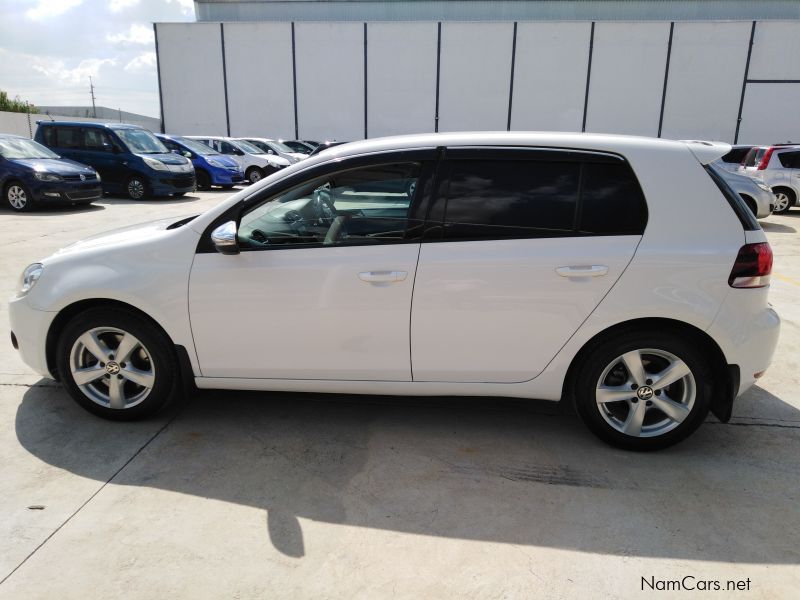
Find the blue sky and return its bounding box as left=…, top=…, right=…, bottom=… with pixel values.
left=0, top=0, right=195, bottom=118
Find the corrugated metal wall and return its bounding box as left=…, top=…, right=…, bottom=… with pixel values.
left=155, top=19, right=800, bottom=144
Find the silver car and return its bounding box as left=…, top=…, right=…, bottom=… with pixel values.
left=713, top=162, right=773, bottom=219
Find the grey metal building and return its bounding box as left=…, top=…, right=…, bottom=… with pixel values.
left=155, top=0, right=800, bottom=143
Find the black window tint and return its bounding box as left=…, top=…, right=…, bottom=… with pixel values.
left=160, top=138, right=179, bottom=152
left=41, top=126, right=55, bottom=147
left=579, top=162, right=647, bottom=235
left=55, top=127, right=81, bottom=149
left=721, top=147, right=751, bottom=164
left=778, top=151, right=800, bottom=169
left=443, top=160, right=579, bottom=239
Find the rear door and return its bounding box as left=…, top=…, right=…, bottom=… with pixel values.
left=410, top=148, right=646, bottom=383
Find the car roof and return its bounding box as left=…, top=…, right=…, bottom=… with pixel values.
left=36, top=120, right=145, bottom=130
left=311, top=132, right=728, bottom=165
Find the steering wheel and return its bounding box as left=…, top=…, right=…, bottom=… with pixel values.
left=312, top=187, right=337, bottom=221
left=250, top=229, right=269, bottom=244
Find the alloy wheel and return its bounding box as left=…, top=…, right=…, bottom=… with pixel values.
left=7, top=185, right=27, bottom=210
left=774, top=192, right=790, bottom=212
left=128, top=178, right=145, bottom=200
left=69, top=327, right=156, bottom=409
left=595, top=348, right=696, bottom=438
left=248, top=169, right=262, bottom=183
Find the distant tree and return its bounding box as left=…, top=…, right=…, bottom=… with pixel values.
left=0, top=90, right=38, bottom=114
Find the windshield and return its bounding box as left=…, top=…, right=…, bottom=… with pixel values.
left=175, top=136, right=219, bottom=156
left=270, top=140, right=296, bottom=153
left=235, top=139, right=265, bottom=155
left=114, top=128, right=168, bottom=154
left=0, top=137, right=59, bottom=160
left=283, top=141, right=312, bottom=153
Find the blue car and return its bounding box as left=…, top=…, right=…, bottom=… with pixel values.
left=0, top=134, right=102, bottom=212
left=155, top=134, right=244, bottom=190
left=35, top=121, right=195, bottom=200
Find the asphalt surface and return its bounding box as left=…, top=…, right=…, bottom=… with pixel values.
left=0, top=189, right=798, bottom=599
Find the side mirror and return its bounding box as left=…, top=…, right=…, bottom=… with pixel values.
left=211, top=221, right=239, bottom=255
left=183, top=151, right=192, bottom=158
left=102, top=142, right=113, bottom=153
left=267, top=149, right=274, bottom=155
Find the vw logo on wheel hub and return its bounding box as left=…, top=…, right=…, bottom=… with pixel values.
left=636, top=386, right=654, bottom=401
left=105, top=361, right=121, bottom=375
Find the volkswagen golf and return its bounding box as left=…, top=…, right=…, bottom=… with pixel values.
left=8, top=133, right=780, bottom=450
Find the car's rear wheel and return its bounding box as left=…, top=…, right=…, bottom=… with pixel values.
left=246, top=167, right=263, bottom=184
left=126, top=175, right=149, bottom=201
left=196, top=169, right=211, bottom=190
left=56, top=307, right=177, bottom=420
left=772, top=188, right=794, bottom=214
left=574, top=331, right=712, bottom=450
left=6, top=181, right=33, bottom=212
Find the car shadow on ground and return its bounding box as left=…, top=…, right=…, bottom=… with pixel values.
left=761, top=221, right=797, bottom=233
left=1, top=203, right=106, bottom=216
left=15, top=383, right=800, bottom=563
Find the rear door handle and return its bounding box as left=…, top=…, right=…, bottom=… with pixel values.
left=358, top=270, right=408, bottom=283
left=556, top=265, right=609, bottom=278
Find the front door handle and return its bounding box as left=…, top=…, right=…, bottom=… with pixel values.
left=556, top=265, right=609, bottom=278
left=358, top=270, right=408, bottom=283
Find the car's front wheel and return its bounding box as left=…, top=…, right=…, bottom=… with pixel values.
left=56, top=307, right=177, bottom=420
left=772, top=188, right=794, bottom=214
left=246, top=167, right=263, bottom=184
left=574, top=331, right=712, bottom=450
left=5, top=181, right=33, bottom=212
left=126, top=175, right=149, bottom=200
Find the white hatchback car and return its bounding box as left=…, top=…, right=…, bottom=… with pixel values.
left=9, top=133, right=780, bottom=450
left=185, top=136, right=290, bottom=183
left=739, top=144, right=800, bottom=213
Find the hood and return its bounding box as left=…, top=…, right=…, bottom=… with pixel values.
left=259, top=154, right=290, bottom=167
left=140, top=152, right=188, bottom=166
left=289, top=152, right=308, bottom=161
left=11, top=157, right=96, bottom=176
left=206, top=154, right=239, bottom=168
left=49, top=215, right=194, bottom=259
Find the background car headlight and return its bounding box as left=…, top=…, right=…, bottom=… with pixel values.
left=19, top=263, right=43, bottom=294
left=94, top=171, right=101, bottom=182
left=757, top=182, right=772, bottom=193
left=33, top=171, right=62, bottom=182
left=206, top=159, right=224, bottom=168
left=143, top=156, right=168, bottom=171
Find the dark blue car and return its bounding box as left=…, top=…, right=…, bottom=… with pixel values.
left=156, top=134, right=244, bottom=190
left=35, top=122, right=195, bottom=200
left=0, top=134, right=102, bottom=212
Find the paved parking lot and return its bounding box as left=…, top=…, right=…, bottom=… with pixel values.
left=0, top=191, right=798, bottom=599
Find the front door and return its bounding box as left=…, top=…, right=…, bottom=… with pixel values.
left=410, top=149, right=647, bottom=383
left=189, top=156, right=432, bottom=380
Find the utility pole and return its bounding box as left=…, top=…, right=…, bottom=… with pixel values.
left=89, top=76, right=97, bottom=118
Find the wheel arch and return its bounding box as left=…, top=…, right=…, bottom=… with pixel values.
left=561, top=317, right=736, bottom=422
left=45, top=298, right=192, bottom=385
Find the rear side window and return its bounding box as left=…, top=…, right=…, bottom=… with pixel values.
left=778, top=151, right=800, bottom=169
left=55, top=127, right=81, bottom=149
left=443, top=160, right=580, bottom=239
left=41, top=126, right=55, bottom=147
left=439, top=155, right=647, bottom=240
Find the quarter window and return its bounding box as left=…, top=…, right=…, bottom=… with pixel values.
left=778, top=151, right=800, bottom=169
left=578, top=162, right=647, bottom=235
left=238, top=163, right=422, bottom=249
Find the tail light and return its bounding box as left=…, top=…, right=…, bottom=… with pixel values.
left=729, top=242, right=773, bottom=288
left=757, top=147, right=775, bottom=170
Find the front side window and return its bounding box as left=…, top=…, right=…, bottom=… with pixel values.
left=235, top=140, right=264, bottom=155
left=83, top=128, right=112, bottom=152
left=238, top=163, right=421, bottom=249
left=442, top=160, right=580, bottom=239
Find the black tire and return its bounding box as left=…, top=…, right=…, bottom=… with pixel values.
left=772, top=187, right=795, bottom=214
left=5, top=180, right=34, bottom=212
left=196, top=169, right=212, bottom=190
left=56, top=307, right=178, bottom=421
left=221, top=185, right=235, bottom=190
left=126, top=175, right=149, bottom=200
left=173, top=192, right=186, bottom=197
left=245, top=166, right=264, bottom=184
left=574, top=330, right=712, bottom=451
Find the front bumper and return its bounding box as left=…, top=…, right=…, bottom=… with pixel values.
left=209, top=167, right=244, bottom=185
left=8, top=294, right=57, bottom=379
left=31, top=180, right=103, bottom=203
left=150, top=171, right=196, bottom=196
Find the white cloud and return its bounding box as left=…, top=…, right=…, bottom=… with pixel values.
left=106, top=23, right=153, bottom=45
left=32, top=57, right=117, bottom=84
left=166, top=0, right=194, bottom=16
left=109, top=0, right=140, bottom=12
left=25, top=0, right=83, bottom=20
left=124, top=52, right=156, bottom=72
